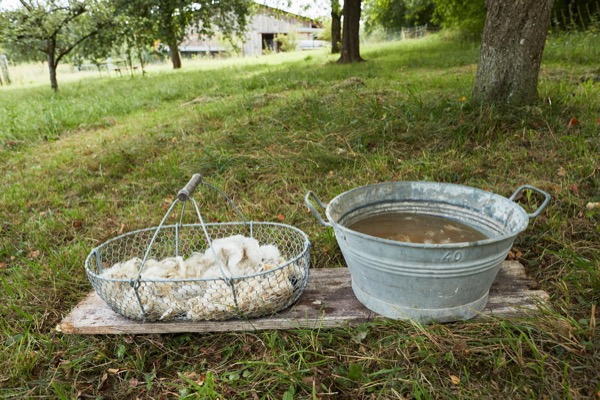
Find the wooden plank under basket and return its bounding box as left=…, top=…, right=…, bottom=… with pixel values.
left=57, top=261, right=549, bottom=334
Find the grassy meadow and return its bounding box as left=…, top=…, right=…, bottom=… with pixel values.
left=0, top=33, right=599, bottom=399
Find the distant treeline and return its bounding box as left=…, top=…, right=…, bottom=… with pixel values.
left=362, top=0, right=599, bottom=41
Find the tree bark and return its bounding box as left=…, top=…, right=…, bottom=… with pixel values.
left=331, top=0, right=342, bottom=54
left=168, top=37, right=182, bottom=69
left=47, top=38, right=59, bottom=92
left=337, top=0, right=364, bottom=63
left=472, top=0, right=553, bottom=105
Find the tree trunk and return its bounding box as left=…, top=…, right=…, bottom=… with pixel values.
left=168, top=38, right=182, bottom=69
left=48, top=60, right=59, bottom=92
left=134, top=34, right=147, bottom=75
left=472, top=0, right=553, bottom=105
left=0, top=55, right=11, bottom=85
left=137, top=46, right=146, bottom=75
left=47, top=39, right=59, bottom=92
left=331, top=0, right=342, bottom=54
left=338, top=0, right=364, bottom=63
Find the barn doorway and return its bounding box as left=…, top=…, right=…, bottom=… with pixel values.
left=261, top=33, right=275, bottom=52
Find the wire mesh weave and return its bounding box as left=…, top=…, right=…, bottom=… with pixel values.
left=84, top=177, right=310, bottom=322
left=86, top=222, right=310, bottom=321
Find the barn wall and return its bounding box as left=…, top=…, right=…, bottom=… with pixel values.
left=181, top=6, right=320, bottom=57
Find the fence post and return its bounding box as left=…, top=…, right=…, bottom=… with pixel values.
left=0, top=55, right=11, bottom=85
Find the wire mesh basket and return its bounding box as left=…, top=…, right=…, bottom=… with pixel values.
left=85, top=174, right=311, bottom=321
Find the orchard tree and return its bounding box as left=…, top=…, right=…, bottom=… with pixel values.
left=473, top=0, right=553, bottom=105
left=131, top=0, right=193, bottom=69
left=338, top=0, right=363, bottom=63
left=0, top=0, right=113, bottom=92
left=115, top=0, right=252, bottom=70
left=74, top=8, right=156, bottom=74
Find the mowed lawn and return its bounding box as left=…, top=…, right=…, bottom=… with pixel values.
left=0, top=33, right=598, bottom=399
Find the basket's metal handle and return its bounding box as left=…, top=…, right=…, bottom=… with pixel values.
left=509, top=185, right=551, bottom=218
left=178, top=174, right=203, bottom=201
left=305, top=191, right=332, bottom=227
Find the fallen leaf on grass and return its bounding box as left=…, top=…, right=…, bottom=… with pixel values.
left=570, top=184, right=579, bottom=195
left=108, top=368, right=122, bottom=375
left=507, top=250, right=523, bottom=260
left=161, top=197, right=174, bottom=210
left=450, top=375, right=461, bottom=385
left=29, top=250, right=40, bottom=258
left=567, top=117, right=580, bottom=128
left=302, top=376, right=315, bottom=385
left=182, top=371, right=206, bottom=386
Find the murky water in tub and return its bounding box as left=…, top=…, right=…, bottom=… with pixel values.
left=348, top=213, right=488, bottom=244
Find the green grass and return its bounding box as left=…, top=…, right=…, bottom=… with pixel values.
left=0, top=33, right=599, bottom=399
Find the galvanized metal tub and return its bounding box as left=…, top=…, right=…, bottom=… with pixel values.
left=305, top=182, right=550, bottom=323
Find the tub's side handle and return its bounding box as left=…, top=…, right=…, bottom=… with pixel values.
left=509, top=185, right=551, bottom=218
left=305, top=191, right=332, bottom=227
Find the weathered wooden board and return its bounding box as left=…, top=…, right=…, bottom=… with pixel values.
left=57, top=261, right=549, bottom=335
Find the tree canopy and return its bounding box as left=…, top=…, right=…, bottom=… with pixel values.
left=0, top=0, right=253, bottom=89
left=110, top=0, right=252, bottom=69
left=363, top=0, right=599, bottom=39
left=0, top=0, right=113, bottom=90
left=431, top=0, right=485, bottom=39
left=363, top=0, right=436, bottom=34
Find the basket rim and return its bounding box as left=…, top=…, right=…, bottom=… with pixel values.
left=85, top=221, right=311, bottom=283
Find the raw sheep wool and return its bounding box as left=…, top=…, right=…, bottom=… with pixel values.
left=98, top=235, right=301, bottom=320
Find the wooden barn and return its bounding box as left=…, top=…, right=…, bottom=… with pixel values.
left=179, top=5, right=325, bottom=57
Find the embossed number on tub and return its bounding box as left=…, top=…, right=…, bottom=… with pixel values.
left=442, top=251, right=463, bottom=262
